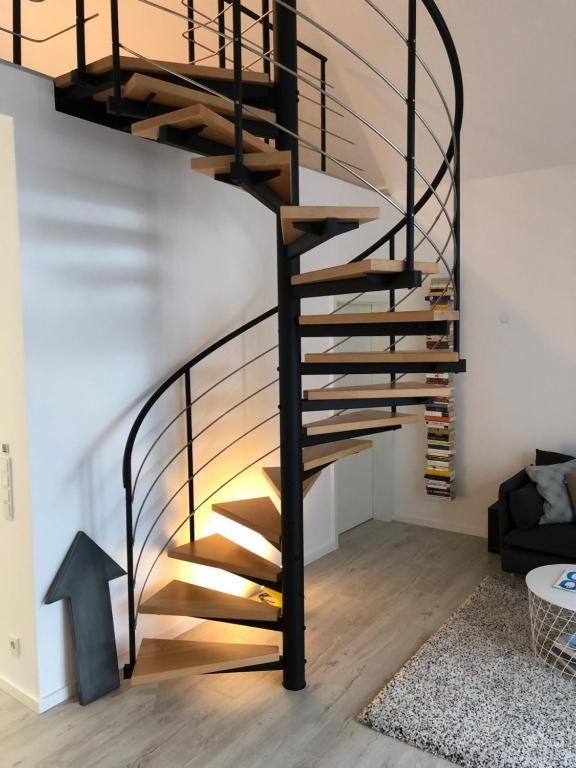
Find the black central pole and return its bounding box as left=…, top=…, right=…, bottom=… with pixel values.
left=76, top=0, right=87, bottom=74
left=12, top=0, right=21, bottom=66
left=232, top=0, right=244, bottom=168
left=274, top=0, right=305, bottom=692
left=262, top=0, right=271, bottom=76
left=218, top=0, right=227, bottom=69
left=110, top=0, right=121, bottom=101
left=187, top=0, right=195, bottom=63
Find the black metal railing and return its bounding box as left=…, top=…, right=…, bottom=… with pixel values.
left=1, top=2, right=99, bottom=69
left=122, top=306, right=278, bottom=675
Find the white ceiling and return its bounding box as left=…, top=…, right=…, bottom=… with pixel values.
left=298, top=0, right=576, bottom=193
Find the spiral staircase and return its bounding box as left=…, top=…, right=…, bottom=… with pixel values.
left=46, top=0, right=464, bottom=690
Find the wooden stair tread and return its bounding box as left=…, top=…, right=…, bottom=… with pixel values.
left=55, top=55, right=271, bottom=89
left=292, top=259, right=438, bottom=286
left=262, top=467, right=321, bottom=498
left=300, top=310, right=459, bottom=326
left=191, top=151, right=292, bottom=203
left=131, top=104, right=274, bottom=152
left=132, top=638, right=279, bottom=684
left=94, top=73, right=275, bottom=122
left=305, top=381, right=452, bottom=400
left=305, top=351, right=460, bottom=364
left=302, top=438, right=372, bottom=471
left=212, top=497, right=280, bottom=544
left=304, top=409, right=418, bottom=436
left=140, top=580, right=279, bottom=622
left=280, top=206, right=380, bottom=245
left=168, top=534, right=281, bottom=583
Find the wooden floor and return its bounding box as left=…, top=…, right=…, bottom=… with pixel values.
left=0, top=521, right=497, bottom=768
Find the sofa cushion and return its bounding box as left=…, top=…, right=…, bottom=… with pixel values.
left=526, top=459, right=576, bottom=525
left=509, top=482, right=544, bottom=529
left=505, top=523, right=576, bottom=560
left=567, top=472, right=576, bottom=517
left=535, top=448, right=575, bottom=466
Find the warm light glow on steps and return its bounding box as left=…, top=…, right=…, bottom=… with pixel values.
left=178, top=562, right=260, bottom=600
left=202, top=514, right=281, bottom=567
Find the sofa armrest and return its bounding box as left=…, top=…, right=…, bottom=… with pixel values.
left=498, top=468, right=530, bottom=548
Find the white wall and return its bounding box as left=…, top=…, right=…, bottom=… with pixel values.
left=382, top=0, right=576, bottom=535
left=390, top=164, right=576, bottom=536
left=0, top=114, right=39, bottom=710
left=0, top=60, right=386, bottom=711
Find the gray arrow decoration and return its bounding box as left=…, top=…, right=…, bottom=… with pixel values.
left=45, top=531, right=126, bottom=705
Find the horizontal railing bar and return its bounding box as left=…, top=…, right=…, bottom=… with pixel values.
left=179, top=1, right=330, bottom=86
left=362, top=0, right=408, bottom=42
left=131, top=339, right=278, bottom=497
left=0, top=13, right=99, bottom=44
left=220, top=0, right=328, bottom=63
left=181, top=1, right=231, bottom=35
left=135, top=3, right=407, bottom=162
left=133, top=406, right=279, bottom=541
left=123, top=297, right=277, bottom=491
left=274, top=0, right=406, bottom=101
left=181, top=2, right=275, bottom=73
left=299, top=118, right=355, bottom=145
left=300, top=92, right=344, bottom=118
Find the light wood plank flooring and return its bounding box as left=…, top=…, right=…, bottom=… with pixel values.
left=0, top=521, right=497, bottom=768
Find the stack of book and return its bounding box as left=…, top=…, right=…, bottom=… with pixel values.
left=425, top=278, right=456, bottom=500
left=425, top=277, right=454, bottom=309
left=550, top=633, right=576, bottom=675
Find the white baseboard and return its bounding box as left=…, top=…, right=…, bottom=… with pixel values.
left=38, top=683, right=76, bottom=713
left=305, top=538, right=338, bottom=565
left=393, top=512, right=486, bottom=539
left=0, top=673, right=40, bottom=713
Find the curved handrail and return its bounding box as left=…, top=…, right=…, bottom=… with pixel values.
left=122, top=306, right=277, bottom=491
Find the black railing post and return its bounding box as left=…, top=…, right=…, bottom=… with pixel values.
left=262, top=0, right=271, bottom=76
left=184, top=370, right=195, bottom=541
left=124, top=485, right=136, bottom=678
left=110, top=0, right=122, bottom=101
left=187, top=0, right=195, bottom=63
left=218, top=0, right=227, bottom=68
left=232, top=0, right=245, bottom=168
left=12, top=0, right=21, bottom=65
left=389, top=236, right=397, bottom=414
left=75, top=0, right=87, bottom=74
left=320, top=59, right=327, bottom=172
left=453, top=146, right=461, bottom=353
left=274, top=0, right=305, bottom=692
left=405, top=0, right=417, bottom=271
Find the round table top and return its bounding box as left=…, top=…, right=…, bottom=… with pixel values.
left=526, top=564, right=576, bottom=611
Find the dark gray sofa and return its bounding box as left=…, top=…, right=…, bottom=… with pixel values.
left=498, top=450, right=576, bottom=574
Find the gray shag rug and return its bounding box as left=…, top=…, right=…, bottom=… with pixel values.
left=359, top=574, right=576, bottom=768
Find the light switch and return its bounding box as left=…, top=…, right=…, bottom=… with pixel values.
left=1, top=455, right=13, bottom=521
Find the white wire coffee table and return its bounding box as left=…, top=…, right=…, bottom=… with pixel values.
left=526, top=564, right=576, bottom=678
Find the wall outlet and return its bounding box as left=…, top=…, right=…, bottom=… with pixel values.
left=8, top=636, right=20, bottom=657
